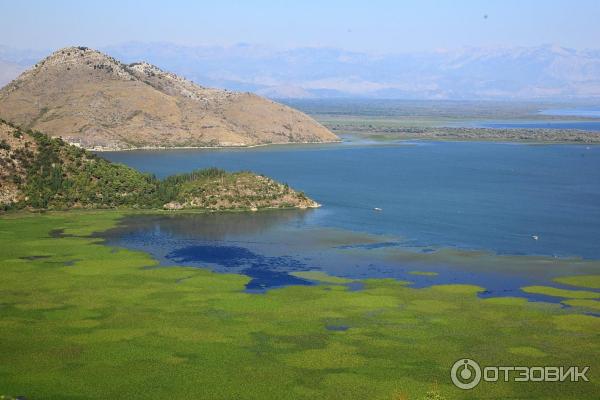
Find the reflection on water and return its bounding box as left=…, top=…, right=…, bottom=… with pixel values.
left=113, top=209, right=310, bottom=240
left=101, top=212, right=600, bottom=301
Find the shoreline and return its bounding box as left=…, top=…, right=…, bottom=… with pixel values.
left=332, top=130, right=600, bottom=145
left=378, top=136, right=600, bottom=146
left=83, top=139, right=343, bottom=152
left=87, top=136, right=600, bottom=152
left=83, top=133, right=600, bottom=151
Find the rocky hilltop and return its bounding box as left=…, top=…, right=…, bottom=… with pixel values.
left=0, top=47, right=338, bottom=150
left=0, top=120, right=319, bottom=211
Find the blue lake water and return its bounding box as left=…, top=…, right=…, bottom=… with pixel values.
left=101, top=141, right=600, bottom=298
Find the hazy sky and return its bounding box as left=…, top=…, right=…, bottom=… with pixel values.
left=1, top=0, right=599, bottom=52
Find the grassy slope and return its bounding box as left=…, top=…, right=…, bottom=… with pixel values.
left=0, top=211, right=598, bottom=399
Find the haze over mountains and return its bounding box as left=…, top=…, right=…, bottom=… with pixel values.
left=0, top=47, right=336, bottom=150
left=2, top=43, right=598, bottom=100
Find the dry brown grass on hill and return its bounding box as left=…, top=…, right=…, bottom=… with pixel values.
left=0, top=46, right=338, bottom=150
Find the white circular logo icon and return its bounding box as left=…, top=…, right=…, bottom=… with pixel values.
left=451, top=358, right=482, bottom=389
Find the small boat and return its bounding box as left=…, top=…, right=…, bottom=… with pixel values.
left=531, top=235, right=539, bottom=241
left=373, top=207, right=383, bottom=212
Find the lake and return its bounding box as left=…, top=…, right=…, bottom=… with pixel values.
left=100, top=141, right=600, bottom=297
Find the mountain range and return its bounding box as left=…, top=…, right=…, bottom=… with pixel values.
left=3, top=42, right=598, bottom=101
left=2, top=43, right=599, bottom=101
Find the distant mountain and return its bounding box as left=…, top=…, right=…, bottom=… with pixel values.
left=0, top=45, right=48, bottom=86
left=0, top=47, right=337, bottom=150
left=1, top=43, right=599, bottom=101
left=99, top=42, right=600, bottom=100
left=0, top=60, right=25, bottom=87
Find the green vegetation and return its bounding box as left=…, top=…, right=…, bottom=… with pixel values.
left=521, top=285, right=600, bottom=299
left=408, top=271, right=439, bottom=276
left=554, top=274, right=600, bottom=289
left=322, top=118, right=600, bottom=144
left=0, top=212, right=598, bottom=399
left=162, top=168, right=316, bottom=211
left=548, top=275, right=600, bottom=312
left=0, top=120, right=315, bottom=212
left=291, top=271, right=355, bottom=284
left=563, top=299, right=600, bottom=311
left=23, top=131, right=160, bottom=209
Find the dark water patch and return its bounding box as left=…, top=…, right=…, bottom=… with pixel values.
left=49, top=229, right=76, bottom=238
left=167, top=245, right=258, bottom=265
left=326, top=325, right=350, bottom=331
left=166, top=244, right=310, bottom=292
left=98, top=205, right=600, bottom=300
left=345, top=282, right=364, bottom=291
left=20, top=255, right=51, bottom=261
left=549, top=282, right=600, bottom=294
left=478, top=289, right=568, bottom=305
left=166, top=244, right=307, bottom=272
left=243, top=269, right=313, bottom=293
left=175, top=276, right=195, bottom=284
left=63, top=259, right=82, bottom=267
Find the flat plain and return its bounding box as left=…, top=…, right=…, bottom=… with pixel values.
left=283, top=99, right=600, bottom=143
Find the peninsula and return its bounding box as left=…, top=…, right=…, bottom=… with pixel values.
left=0, top=120, right=319, bottom=211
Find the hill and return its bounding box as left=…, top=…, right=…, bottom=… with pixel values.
left=0, top=46, right=337, bottom=150
left=0, top=120, right=319, bottom=211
